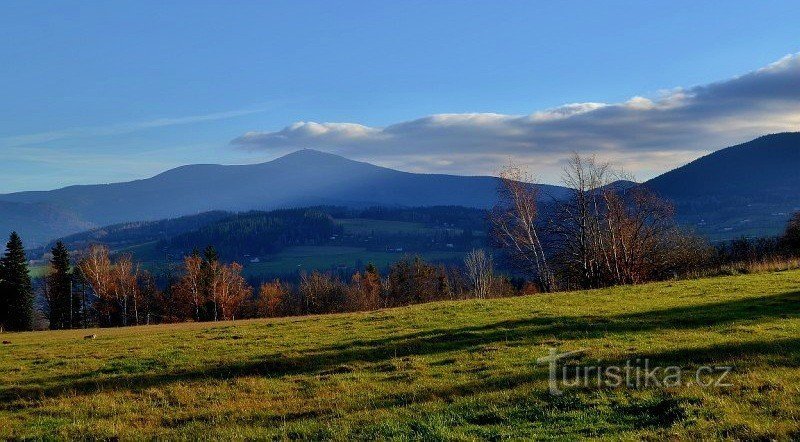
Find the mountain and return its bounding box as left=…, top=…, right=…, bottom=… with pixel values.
left=644, top=132, right=800, bottom=240
left=0, top=150, right=570, bottom=246
left=0, top=201, right=92, bottom=247
left=6, top=132, right=798, bottom=246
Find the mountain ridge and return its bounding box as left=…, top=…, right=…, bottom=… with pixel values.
left=3, top=132, right=799, bottom=246
left=0, top=149, right=570, bottom=245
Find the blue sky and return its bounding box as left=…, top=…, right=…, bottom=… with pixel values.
left=2, top=0, right=800, bottom=192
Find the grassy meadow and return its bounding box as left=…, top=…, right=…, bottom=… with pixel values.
left=1, top=270, right=800, bottom=439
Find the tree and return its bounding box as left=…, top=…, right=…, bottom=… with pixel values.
left=173, top=254, right=204, bottom=321
left=78, top=244, right=115, bottom=325
left=550, top=153, right=700, bottom=288
left=0, top=232, right=34, bottom=331
left=45, top=241, right=74, bottom=329
left=78, top=245, right=140, bottom=327
left=256, top=279, right=292, bottom=317
left=209, top=262, right=251, bottom=321
left=138, top=270, right=161, bottom=325
left=385, top=256, right=450, bottom=306
left=173, top=249, right=253, bottom=321
left=112, top=254, right=140, bottom=326
left=550, top=153, right=611, bottom=289
left=299, top=271, right=347, bottom=314
left=783, top=212, right=800, bottom=255
left=347, top=264, right=382, bottom=311
left=464, top=249, right=495, bottom=299
left=490, top=164, right=554, bottom=291
left=71, top=265, right=90, bottom=328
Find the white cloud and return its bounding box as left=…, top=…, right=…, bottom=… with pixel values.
left=232, top=53, right=800, bottom=183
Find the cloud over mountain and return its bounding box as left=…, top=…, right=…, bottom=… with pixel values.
left=232, top=53, right=800, bottom=181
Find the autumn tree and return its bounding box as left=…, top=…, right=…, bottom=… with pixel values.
left=174, top=253, right=204, bottom=321
left=78, top=245, right=115, bottom=325
left=385, top=256, right=450, bottom=306
left=173, top=248, right=253, bottom=321
left=346, top=263, right=382, bottom=311
left=549, top=153, right=613, bottom=288
left=112, top=254, right=140, bottom=326
left=299, top=271, right=347, bottom=314
left=209, top=262, right=251, bottom=321
left=256, top=279, right=292, bottom=317
left=78, top=245, right=141, bottom=327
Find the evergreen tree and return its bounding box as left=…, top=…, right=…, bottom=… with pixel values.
left=783, top=212, right=800, bottom=255
left=46, top=241, right=73, bottom=329
left=203, top=245, right=219, bottom=263
left=71, top=265, right=90, bottom=328
left=0, top=232, right=34, bottom=331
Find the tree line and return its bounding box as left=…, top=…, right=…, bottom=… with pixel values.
left=1, top=232, right=513, bottom=330
left=490, top=154, right=800, bottom=291
left=2, top=153, right=800, bottom=331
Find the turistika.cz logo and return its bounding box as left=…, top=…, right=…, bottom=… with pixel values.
left=537, top=348, right=733, bottom=395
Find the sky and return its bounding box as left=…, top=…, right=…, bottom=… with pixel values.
left=1, top=0, right=800, bottom=193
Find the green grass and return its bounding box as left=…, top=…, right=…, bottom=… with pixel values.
left=27, top=264, right=49, bottom=278
left=2, top=270, right=800, bottom=439
left=242, top=246, right=464, bottom=277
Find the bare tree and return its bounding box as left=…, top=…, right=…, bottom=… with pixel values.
left=490, top=164, right=554, bottom=291
left=78, top=245, right=116, bottom=325
left=111, top=254, right=139, bottom=326
left=550, top=153, right=614, bottom=288
left=551, top=153, right=699, bottom=288
left=464, top=249, right=494, bottom=299
left=78, top=245, right=141, bottom=326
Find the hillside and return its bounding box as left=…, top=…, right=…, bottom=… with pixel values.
left=39, top=206, right=488, bottom=280
left=0, top=201, right=92, bottom=247
left=644, top=132, right=800, bottom=239
left=1, top=270, right=799, bottom=439
left=0, top=150, right=569, bottom=246
left=5, top=133, right=800, bottom=246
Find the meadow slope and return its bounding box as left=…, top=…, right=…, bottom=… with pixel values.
left=1, top=271, right=800, bottom=439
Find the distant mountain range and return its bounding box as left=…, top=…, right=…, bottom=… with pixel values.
left=643, top=132, right=800, bottom=240
left=2, top=132, right=799, bottom=245
left=0, top=150, right=569, bottom=245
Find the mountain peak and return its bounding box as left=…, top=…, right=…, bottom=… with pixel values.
left=276, top=149, right=347, bottom=162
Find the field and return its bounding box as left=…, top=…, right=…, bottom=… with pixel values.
left=1, top=270, right=800, bottom=439
left=242, top=246, right=465, bottom=278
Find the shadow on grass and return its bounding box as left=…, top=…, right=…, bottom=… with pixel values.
left=2, top=290, right=799, bottom=408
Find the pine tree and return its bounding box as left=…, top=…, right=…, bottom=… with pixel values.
left=71, top=265, right=90, bottom=328
left=0, top=232, right=34, bottom=331
left=46, top=241, right=73, bottom=329
left=783, top=212, right=800, bottom=255
left=203, top=245, right=219, bottom=263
